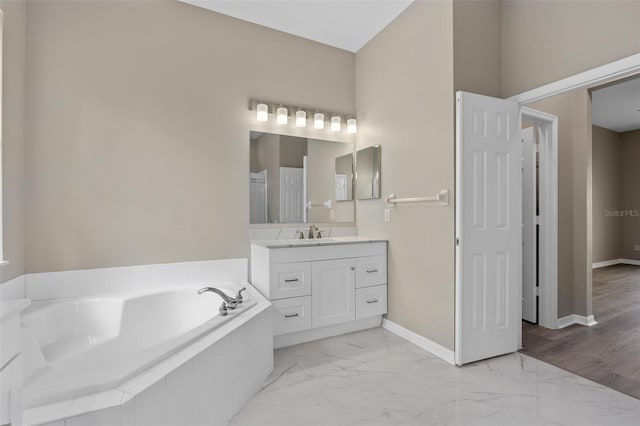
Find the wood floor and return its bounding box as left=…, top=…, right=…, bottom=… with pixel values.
left=521, top=264, right=640, bottom=399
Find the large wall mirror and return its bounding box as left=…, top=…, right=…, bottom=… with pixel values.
left=249, top=132, right=354, bottom=224
left=356, top=145, right=381, bottom=200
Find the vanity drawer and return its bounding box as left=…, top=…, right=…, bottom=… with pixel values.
left=270, top=262, right=312, bottom=300
left=272, top=296, right=312, bottom=336
left=355, top=285, right=387, bottom=319
left=355, top=256, right=387, bottom=288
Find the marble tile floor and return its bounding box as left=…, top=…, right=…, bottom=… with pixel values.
left=229, top=328, right=640, bottom=426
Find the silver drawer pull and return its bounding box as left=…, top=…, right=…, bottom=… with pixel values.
left=284, top=278, right=299, bottom=283
left=366, top=299, right=379, bottom=304
left=366, top=269, right=378, bottom=273
left=284, top=313, right=299, bottom=318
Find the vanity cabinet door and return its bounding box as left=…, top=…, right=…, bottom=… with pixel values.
left=311, top=258, right=356, bottom=328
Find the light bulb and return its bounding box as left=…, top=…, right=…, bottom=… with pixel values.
left=314, top=113, right=325, bottom=129
left=256, top=103, right=268, bottom=122
left=276, top=107, right=288, bottom=125
left=331, top=116, right=341, bottom=132
left=347, top=118, right=357, bottom=134
left=296, top=110, right=306, bottom=127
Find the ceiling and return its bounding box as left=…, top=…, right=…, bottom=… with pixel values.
left=179, top=0, right=414, bottom=52
left=592, top=75, right=640, bottom=133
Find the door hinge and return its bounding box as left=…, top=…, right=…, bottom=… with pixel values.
left=456, top=238, right=460, bottom=246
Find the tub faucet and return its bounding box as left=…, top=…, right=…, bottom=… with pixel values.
left=236, top=287, right=247, bottom=304
left=198, top=287, right=239, bottom=309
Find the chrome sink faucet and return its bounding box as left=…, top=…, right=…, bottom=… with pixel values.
left=308, top=224, right=319, bottom=239
left=198, top=287, right=246, bottom=316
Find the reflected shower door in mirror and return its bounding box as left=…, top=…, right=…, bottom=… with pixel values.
left=356, top=145, right=381, bottom=200
left=249, top=132, right=354, bottom=224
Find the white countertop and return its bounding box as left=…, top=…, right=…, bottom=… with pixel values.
left=0, top=298, right=31, bottom=322
left=251, top=236, right=388, bottom=249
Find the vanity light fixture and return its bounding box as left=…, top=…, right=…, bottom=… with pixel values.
left=250, top=99, right=355, bottom=135
left=331, top=115, right=341, bottom=132
left=256, top=103, right=268, bottom=122
left=296, top=110, right=307, bottom=127
left=347, top=118, right=357, bottom=134
left=276, top=106, right=288, bottom=125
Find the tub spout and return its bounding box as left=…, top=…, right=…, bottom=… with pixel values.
left=198, top=287, right=238, bottom=309
left=236, top=287, right=247, bottom=304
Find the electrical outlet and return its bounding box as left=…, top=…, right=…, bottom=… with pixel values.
left=634, top=244, right=640, bottom=252
left=384, top=208, right=391, bottom=222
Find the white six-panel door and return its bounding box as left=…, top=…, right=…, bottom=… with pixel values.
left=280, top=167, right=304, bottom=223
left=521, top=127, right=537, bottom=323
left=455, top=91, right=522, bottom=365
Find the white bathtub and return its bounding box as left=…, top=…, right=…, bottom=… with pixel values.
left=20, top=279, right=272, bottom=425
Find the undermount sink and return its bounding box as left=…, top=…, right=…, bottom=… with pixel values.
left=291, top=238, right=335, bottom=244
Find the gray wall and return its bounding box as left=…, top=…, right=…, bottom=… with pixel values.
left=453, top=0, right=501, bottom=97
left=356, top=1, right=455, bottom=349
left=621, top=130, right=640, bottom=261
left=592, top=126, right=623, bottom=263
left=255, top=133, right=280, bottom=224
left=528, top=91, right=593, bottom=318
left=1, top=0, right=26, bottom=283
left=306, top=139, right=353, bottom=223
left=24, top=0, right=354, bottom=272
left=278, top=136, right=307, bottom=169
left=501, top=0, right=639, bottom=319
left=501, top=0, right=640, bottom=97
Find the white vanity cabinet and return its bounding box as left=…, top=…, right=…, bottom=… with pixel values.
left=251, top=239, right=387, bottom=348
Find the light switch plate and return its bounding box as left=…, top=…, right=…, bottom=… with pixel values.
left=384, top=209, right=391, bottom=222
left=634, top=244, right=639, bottom=252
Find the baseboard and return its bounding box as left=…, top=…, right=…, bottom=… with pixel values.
left=557, top=314, right=597, bottom=329
left=592, top=258, right=640, bottom=268
left=592, top=259, right=622, bottom=269
left=382, top=318, right=455, bottom=365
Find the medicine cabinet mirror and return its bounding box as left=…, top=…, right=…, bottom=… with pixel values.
left=355, top=145, right=381, bottom=200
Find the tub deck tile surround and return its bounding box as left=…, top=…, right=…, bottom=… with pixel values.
left=230, top=328, right=640, bottom=426
left=0, top=273, right=27, bottom=300
left=30, top=306, right=272, bottom=426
